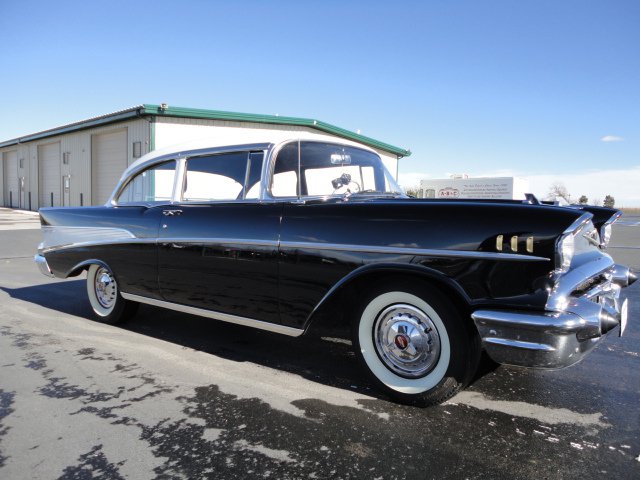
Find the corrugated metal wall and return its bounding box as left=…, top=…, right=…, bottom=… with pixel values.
left=0, top=119, right=150, bottom=210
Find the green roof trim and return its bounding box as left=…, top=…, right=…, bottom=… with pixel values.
left=0, top=104, right=411, bottom=157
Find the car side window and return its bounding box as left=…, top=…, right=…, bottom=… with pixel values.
left=183, top=151, right=264, bottom=202
left=117, top=160, right=176, bottom=204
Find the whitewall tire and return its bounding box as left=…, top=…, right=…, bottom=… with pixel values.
left=352, top=281, right=480, bottom=406
left=86, top=264, right=138, bottom=324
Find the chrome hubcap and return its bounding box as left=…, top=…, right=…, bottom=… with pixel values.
left=94, top=267, right=117, bottom=309
left=373, top=304, right=441, bottom=378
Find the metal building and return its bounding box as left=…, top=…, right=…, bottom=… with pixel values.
left=0, top=105, right=411, bottom=211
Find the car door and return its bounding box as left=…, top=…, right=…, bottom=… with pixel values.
left=105, top=158, right=178, bottom=299
left=157, top=151, right=282, bottom=324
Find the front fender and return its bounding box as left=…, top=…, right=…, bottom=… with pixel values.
left=303, top=262, right=472, bottom=332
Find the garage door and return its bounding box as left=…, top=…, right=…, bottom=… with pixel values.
left=3, top=151, right=19, bottom=207
left=39, top=143, right=61, bottom=208
left=92, top=129, right=127, bottom=205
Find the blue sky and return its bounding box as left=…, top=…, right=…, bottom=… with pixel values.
left=1, top=1, right=638, bottom=204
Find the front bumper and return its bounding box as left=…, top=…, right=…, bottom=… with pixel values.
left=472, top=262, right=633, bottom=369
left=35, top=253, right=54, bottom=278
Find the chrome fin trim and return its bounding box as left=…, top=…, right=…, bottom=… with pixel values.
left=120, top=292, right=304, bottom=337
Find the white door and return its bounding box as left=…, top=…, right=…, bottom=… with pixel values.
left=3, top=151, right=19, bottom=207
left=38, top=142, right=61, bottom=208
left=91, top=129, right=127, bottom=205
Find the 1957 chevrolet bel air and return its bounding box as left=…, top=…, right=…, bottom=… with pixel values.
left=35, top=134, right=636, bottom=405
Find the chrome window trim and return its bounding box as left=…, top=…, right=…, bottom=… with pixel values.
left=263, top=139, right=403, bottom=201
left=120, top=292, right=304, bottom=337
left=108, top=143, right=274, bottom=206
left=179, top=148, right=269, bottom=203
left=110, top=158, right=179, bottom=208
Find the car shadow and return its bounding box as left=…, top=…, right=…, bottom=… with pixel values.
left=0, top=280, right=386, bottom=400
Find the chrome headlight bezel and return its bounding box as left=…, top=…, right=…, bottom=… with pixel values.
left=556, top=233, right=575, bottom=272
left=555, top=213, right=592, bottom=273
left=600, top=212, right=621, bottom=248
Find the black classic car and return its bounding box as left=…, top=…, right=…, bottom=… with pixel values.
left=35, top=134, right=635, bottom=405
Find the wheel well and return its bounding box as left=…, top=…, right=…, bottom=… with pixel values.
left=304, top=270, right=472, bottom=336
left=67, top=259, right=108, bottom=278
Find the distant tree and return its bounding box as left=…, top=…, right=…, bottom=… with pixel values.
left=578, top=195, right=588, bottom=205
left=592, top=198, right=601, bottom=207
left=548, top=182, right=571, bottom=203
left=603, top=195, right=615, bottom=208
left=404, top=186, right=421, bottom=198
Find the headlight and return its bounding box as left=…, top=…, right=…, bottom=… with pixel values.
left=557, top=233, right=575, bottom=272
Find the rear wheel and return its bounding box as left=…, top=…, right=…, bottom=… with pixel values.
left=352, top=281, right=480, bottom=406
left=86, top=264, right=138, bottom=324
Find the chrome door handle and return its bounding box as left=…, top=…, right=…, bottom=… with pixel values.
left=162, top=209, right=183, bottom=216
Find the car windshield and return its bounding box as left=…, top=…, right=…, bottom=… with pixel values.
left=271, top=141, right=404, bottom=198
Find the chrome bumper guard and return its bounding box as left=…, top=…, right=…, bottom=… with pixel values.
left=472, top=262, right=634, bottom=369
left=35, top=254, right=54, bottom=278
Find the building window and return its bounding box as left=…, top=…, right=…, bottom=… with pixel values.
left=63, top=152, right=70, bottom=165
left=133, top=141, right=142, bottom=158
left=19, top=158, right=24, bottom=169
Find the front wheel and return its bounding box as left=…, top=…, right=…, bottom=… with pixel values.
left=86, top=264, right=138, bottom=324
left=352, top=282, right=480, bottom=406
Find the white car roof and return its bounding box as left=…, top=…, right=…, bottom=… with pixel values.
left=125, top=130, right=379, bottom=177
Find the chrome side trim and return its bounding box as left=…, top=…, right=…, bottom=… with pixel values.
left=42, top=238, right=152, bottom=254
left=159, top=238, right=279, bottom=248
left=41, top=225, right=136, bottom=252
left=41, top=237, right=280, bottom=254
left=280, top=241, right=549, bottom=262
left=41, top=235, right=548, bottom=262
left=120, top=292, right=304, bottom=337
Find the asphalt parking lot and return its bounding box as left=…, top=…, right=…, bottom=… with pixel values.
left=1, top=208, right=639, bottom=479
